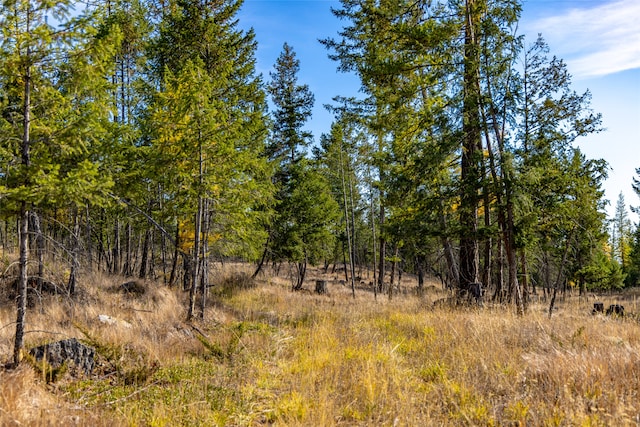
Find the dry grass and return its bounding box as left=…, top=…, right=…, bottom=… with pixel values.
left=1, top=262, right=640, bottom=426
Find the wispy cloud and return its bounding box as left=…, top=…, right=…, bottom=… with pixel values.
left=527, top=0, right=640, bottom=79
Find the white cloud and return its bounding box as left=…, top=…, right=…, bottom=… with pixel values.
left=528, top=0, right=640, bottom=78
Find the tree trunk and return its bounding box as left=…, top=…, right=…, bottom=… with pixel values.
left=438, top=199, right=459, bottom=289
left=139, top=227, right=151, bottom=279
left=389, top=245, right=399, bottom=300
left=294, top=257, right=307, bottom=291
left=188, top=197, right=203, bottom=321
left=123, top=221, right=132, bottom=277
left=482, top=183, right=492, bottom=291
left=416, top=256, right=425, bottom=296
left=505, top=199, right=524, bottom=314
left=68, top=208, right=80, bottom=296
left=13, top=204, right=29, bottom=366
left=520, top=249, right=529, bottom=311
left=169, top=222, right=180, bottom=287
left=492, top=237, right=504, bottom=302
left=252, top=234, right=270, bottom=279
left=347, top=163, right=358, bottom=295
left=548, top=230, right=575, bottom=318
left=85, top=205, right=93, bottom=272
left=112, top=219, right=120, bottom=275
left=31, top=212, right=45, bottom=292
left=459, top=0, right=481, bottom=294
left=342, top=242, right=349, bottom=283
left=97, top=209, right=105, bottom=272
left=377, top=203, right=386, bottom=294
left=199, top=200, right=210, bottom=319
left=14, top=33, right=32, bottom=365
left=339, top=142, right=356, bottom=298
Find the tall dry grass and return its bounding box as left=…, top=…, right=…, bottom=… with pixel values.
left=1, top=262, right=639, bottom=426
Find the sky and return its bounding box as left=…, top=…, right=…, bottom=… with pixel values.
left=237, top=0, right=640, bottom=220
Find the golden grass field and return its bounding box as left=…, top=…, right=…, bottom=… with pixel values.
left=1, top=263, right=639, bottom=426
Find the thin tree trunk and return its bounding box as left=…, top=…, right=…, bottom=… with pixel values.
left=14, top=204, right=29, bottom=366
left=68, top=208, right=80, bottom=296
left=188, top=197, right=203, bottom=321
left=368, top=166, right=377, bottom=300
left=31, top=212, right=44, bottom=292
left=339, top=142, right=356, bottom=298
left=149, top=228, right=156, bottom=280
left=252, top=234, right=270, bottom=279
left=199, top=200, right=210, bottom=319
left=139, top=227, right=151, bottom=279
left=342, top=241, right=349, bottom=283
left=506, top=200, right=524, bottom=314
left=97, top=208, right=105, bottom=272
left=347, top=162, right=358, bottom=292
left=438, top=199, right=459, bottom=289
left=169, top=222, right=180, bottom=287
left=492, top=237, right=504, bottom=302
left=13, top=22, right=32, bottom=365
left=389, top=245, right=399, bottom=300
left=548, top=231, right=574, bottom=318
left=112, top=219, right=120, bottom=275
left=377, top=204, right=386, bottom=294
left=124, top=221, right=132, bottom=277
left=520, top=249, right=529, bottom=311
left=85, top=205, right=92, bottom=272
left=416, top=255, right=425, bottom=296
left=299, top=256, right=308, bottom=289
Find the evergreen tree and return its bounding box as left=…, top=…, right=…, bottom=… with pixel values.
left=626, top=168, right=640, bottom=286
left=144, top=0, right=272, bottom=319
left=267, top=42, right=314, bottom=166
left=0, top=0, right=118, bottom=364
left=315, top=117, right=368, bottom=296
left=515, top=36, right=604, bottom=303
left=322, top=0, right=462, bottom=292
left=612, top=192, right=632, bottom=271
left=256, top=43, right=337, bottom=288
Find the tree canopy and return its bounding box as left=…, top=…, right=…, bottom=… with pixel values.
left=0, top=0, right=628, bottom=364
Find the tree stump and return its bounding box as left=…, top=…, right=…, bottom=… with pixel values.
left=606, top=304, right=624, bottom=317
left=315, top=280, right=328, bottom=294
left=592, top=301, right=604, bottom=314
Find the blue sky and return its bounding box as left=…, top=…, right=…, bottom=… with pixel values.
left=237, top=0, right=640, bottom=220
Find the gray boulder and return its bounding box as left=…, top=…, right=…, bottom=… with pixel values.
left=29, top=338, right=95, bottom=375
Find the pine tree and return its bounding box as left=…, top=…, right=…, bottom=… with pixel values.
left=256, top=43, right=332, bottom=287
left=143, top=0, right=271, bottom=319
left=627, top=168, right=640, bottom=286
left=0, top=0, right=118, bottom=365
left=612, top=193, right=632, bottom=271
left=267, top=43, right=314, bottom=166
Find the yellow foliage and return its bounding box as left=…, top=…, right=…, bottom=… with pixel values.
left=178, top=220, right=223, bottom=253
left=178, top=219, right=195, bottom=252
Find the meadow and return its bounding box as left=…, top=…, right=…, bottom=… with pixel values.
left=1, top=264, right=639, bottom=426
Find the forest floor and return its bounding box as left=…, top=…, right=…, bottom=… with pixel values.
left=1, top=262, right=640, bottom=426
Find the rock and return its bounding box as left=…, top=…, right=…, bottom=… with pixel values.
left=119, top=280, right=146, bottom=295
left=98, top=314, right=132, bottom=328
left=29, top=338, right=95, bottom=375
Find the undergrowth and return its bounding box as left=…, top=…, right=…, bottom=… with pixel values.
left=1, top=266, right=640, bottom=426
